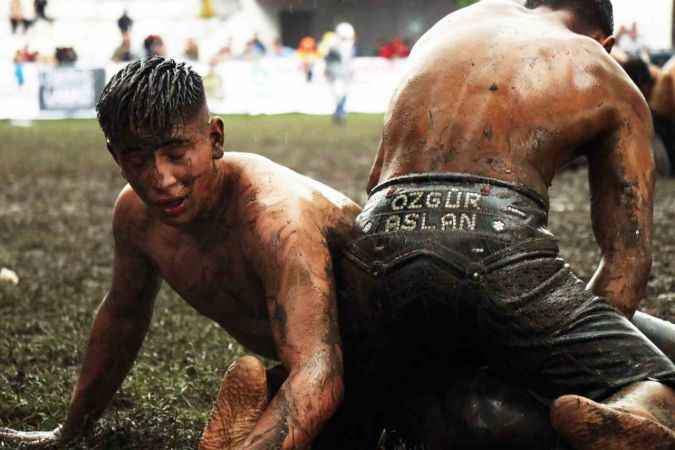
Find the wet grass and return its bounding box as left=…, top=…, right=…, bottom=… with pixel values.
left=1, top=115, right=675, bottom=449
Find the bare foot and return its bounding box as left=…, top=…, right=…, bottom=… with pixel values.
left=199, top=356, right=269, bottom=450
left=551, top=395, right=675, bottom=450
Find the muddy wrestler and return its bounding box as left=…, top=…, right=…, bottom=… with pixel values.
left=344, top=0, right=675, bottom=449
left=0, top=57, right=358, bottom=450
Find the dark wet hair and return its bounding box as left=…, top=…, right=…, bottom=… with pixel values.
left=622, top=58, right=654, bottom=93
left=524, top=0, right=614, bottom=37
left=96, top=56, right=206, bottom=150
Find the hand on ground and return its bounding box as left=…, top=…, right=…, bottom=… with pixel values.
left=0, top=425, right=71, bottom=448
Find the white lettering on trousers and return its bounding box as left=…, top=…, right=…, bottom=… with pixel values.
left=383, top=212, right=477, bottom=233
left=390, top=190, right=482, bottom=211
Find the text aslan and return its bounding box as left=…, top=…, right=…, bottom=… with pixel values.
left=384, top=189, right=481, bottom=233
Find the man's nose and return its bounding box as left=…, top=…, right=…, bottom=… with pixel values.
left=149, top=154, right=178, bottom=190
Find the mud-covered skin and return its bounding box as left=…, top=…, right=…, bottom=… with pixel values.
left=649, top=56, right=675, bottom=173
left=1, top=108, right=357, bottom=450
left=650, top=57, right=675, bottom=119
left=368, top=0, right=654, bottom=319
left=113, top=135, right=354, bottom=450
left=362, top=1, right=673, bottom=449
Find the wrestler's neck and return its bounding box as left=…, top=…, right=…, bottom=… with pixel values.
left=535, top=7, right=611, bottom=50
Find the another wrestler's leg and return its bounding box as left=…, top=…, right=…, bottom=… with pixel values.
left=199, top=356, right=270, bottom=450
left=551, top=381, right=675, bottom=450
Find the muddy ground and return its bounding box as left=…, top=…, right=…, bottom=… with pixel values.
left=0, top=116, right=674, bottom=449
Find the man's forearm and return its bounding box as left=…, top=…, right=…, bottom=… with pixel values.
left=63, top=298, right=151, bottom=435
left=587, top=254, right=651, bottom=318
left=241, top=366, right=343, bottom=450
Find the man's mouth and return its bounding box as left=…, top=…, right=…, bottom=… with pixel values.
left=156, top=196, right=188, bottom=216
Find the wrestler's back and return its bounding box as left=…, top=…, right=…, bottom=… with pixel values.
left=372, top=0, right=632, bottom=198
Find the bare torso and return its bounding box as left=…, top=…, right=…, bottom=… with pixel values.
left=369, top=0, right=639, bottom=199
left=651, top=56, right=675, bottom=117
left=124, top=153, right=360, bottom=358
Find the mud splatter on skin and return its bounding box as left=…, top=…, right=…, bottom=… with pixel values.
left=245, top=387, right=292, bottom=449
left=483, top=125, right=493, bottom=141
left=618, top=180, right=642, bottom=249
left=271, top=302, right=289, bottom=348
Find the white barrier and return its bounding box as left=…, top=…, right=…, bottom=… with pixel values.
left=0, top=57, right=409, bottom=120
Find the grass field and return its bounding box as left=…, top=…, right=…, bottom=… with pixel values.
left=1, top=115, right=675, bottom=449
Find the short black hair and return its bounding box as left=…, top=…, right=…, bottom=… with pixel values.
left=622, top=57, right=654, bottom=92
left=96, top=56, right=206, bottom=150
left=524, top=0, right=614, bottom=37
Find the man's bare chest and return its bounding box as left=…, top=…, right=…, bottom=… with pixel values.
left=149, top=240, right=267, bottom=321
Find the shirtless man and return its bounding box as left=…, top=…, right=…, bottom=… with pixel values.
left=345, top=0, right=675, bottom=449
left=1, top=48, right=674, bottom=450
left=649, top=56, right=675, bottom=174
left=0, top=57, right=357, bottom=450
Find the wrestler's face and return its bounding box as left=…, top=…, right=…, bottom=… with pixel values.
left=109, top=112, right=225, bottom=226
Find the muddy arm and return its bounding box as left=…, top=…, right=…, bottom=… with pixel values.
left=1, top=197, right=160, bottom=448
left=60, top=199, right=161, bottom=439
left=240, top=226, right=344, bottom=450
left=586, top=91, right=655, bottom=318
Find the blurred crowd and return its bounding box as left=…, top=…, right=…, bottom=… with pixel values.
left=9, top=0, right=52, bottom=34
left=611, top=22, right=675, bottom=177
left=7, top=4, right=675, bottom=139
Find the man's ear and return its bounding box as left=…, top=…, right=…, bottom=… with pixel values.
left=209, top=116, right=225, bottom=159
left=601, top=35, right=616, bottom=54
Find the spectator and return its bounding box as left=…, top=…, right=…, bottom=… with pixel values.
left=390, top=38, right=410, bottom=58
left=209, top=39, right=232, bottom=66
left=184, top=38, right=200, bottom=61
left=55, top=47, right=77, bottom=65
left=378, top=39, right=395, bottom=59
left=616, top=22, right=647, bottom=59
left=15, top=45, right=38, bottom=62
left=33, top=0, right=53, bottom=23
left=378, top=38, right=410, bottom=59
left=143, top=34, right=166, bottom=58
left=297, top=36, right=317, bottom=81
left=324, top=22, right=356, bottom=125
left=242, top=33, right=266, bottom=59
left=318, top=31, right=336, bottom=58
left=112, top=33, right=136, bottom=63
left=13, top=45, right=38, bottom=88
left=271, top=38, right=294, bottom=57
left=117, top=10, right=133, bottom=34
left=13, top=50, right=25, bottom=88
left=10, top=0, right=32, bottom=34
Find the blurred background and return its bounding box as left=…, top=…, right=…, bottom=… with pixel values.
left=2, top=1, right=675, bottom=449
left=1, top=0, right=674, bottom=120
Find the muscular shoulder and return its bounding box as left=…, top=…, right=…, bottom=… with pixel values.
left=112, top=184, right=153, bottom=247
left=651, top=57, right=675, bottom=116
left=225, top=152, right=358, bottom=220
left=225, top=153, right=358, bottom=262
left=554, top=37, right=650, bottom=125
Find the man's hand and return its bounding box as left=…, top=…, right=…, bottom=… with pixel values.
left=0, top=425, right=75, bottom=448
